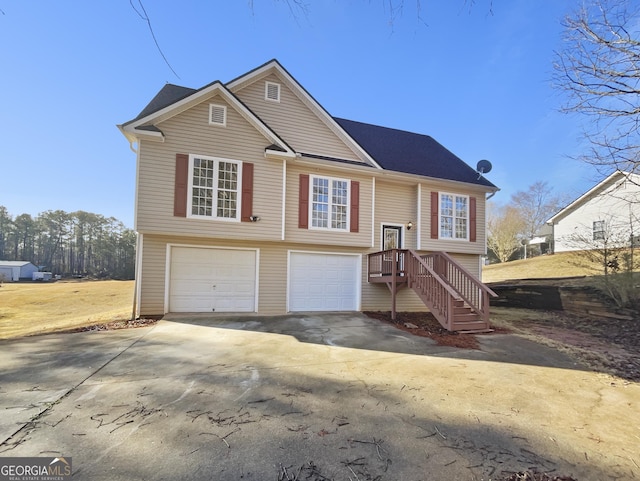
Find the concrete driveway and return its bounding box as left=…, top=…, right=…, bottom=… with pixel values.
left=1, top=313, right=638, bottom=480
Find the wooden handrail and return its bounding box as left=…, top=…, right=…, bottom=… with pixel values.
left=368, top=249, right=496, bottom=330
left=419, top=250, right=497, bottom=322
left=404, top=250, right=460, bottom=330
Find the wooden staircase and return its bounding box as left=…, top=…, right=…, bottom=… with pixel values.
left=368, top=249, right=498, bottom=332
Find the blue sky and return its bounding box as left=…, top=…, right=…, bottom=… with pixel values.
left=1, top=0, right=597, bottom=228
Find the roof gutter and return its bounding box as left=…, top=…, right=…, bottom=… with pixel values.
left=290, top=155, right=498, bottom=193
left=486, top=190, right=498, bottom=201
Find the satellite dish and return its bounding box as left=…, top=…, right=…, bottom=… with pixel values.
left=476, top=159, right=492, bottom=175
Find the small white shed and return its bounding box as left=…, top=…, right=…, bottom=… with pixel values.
left=0, top=261, right=39, bottom=282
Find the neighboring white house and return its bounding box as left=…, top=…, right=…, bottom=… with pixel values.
left=547, top=171, right=640, bottom=253
left=0, top=261, right=38, bottom=282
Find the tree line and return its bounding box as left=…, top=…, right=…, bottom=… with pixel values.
left=0, top=207, right=135, bottom=279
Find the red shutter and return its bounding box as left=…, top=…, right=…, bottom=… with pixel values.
left=469, top=196, right=477, bottom=242
left=241, top=163, right=254, bottom=222
left=430, top=191, right=439, bottom=239
left=350, top=181, right=360, bottom=233
left=298, top=174, right=309, bottom=229
left=174, top=154, right=189, bottom=217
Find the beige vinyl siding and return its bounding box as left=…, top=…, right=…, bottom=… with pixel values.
left=139, top=235, right=171, bottom=316
left=136, top=95, right=284, bottom=241
left=141, top=235, right=289, bottom=316
left=284, top=164, right=372, bottom=247
left=138, top=234, right=373, bottom=316
left=419, top=184, right=487, bottom=255
left=139, top=235, right=476, bottom=317
left=374, top=181, right=418, bottom=250
left=447, top=253, right=481, bottom=278
left=361, top=270, right=427, bottom=312
left=234, top=73, right=366, bottom=163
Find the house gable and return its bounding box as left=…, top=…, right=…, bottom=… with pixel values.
left=548, top=171, right=640, bottom=224
left=547, top=171, right=640, bottom=252
left=227, top=60, right=380, bottom=168
left=118, top=81, right=294, bottom=158
left=134, top=93, right=289, bottom=241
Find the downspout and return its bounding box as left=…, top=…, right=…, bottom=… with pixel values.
left=127, top=139, right=137, bottom=154
left=131, top=232, right=142, bottom=320
left=128, top=137, right=141, bottom=320
left=483, top=190, right=498, bottom=270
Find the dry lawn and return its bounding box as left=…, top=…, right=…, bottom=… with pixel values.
left=481, top=251, right=602, bottom=283
left=0, top=280, right=134, bottom=339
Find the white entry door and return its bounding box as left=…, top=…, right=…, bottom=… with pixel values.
left=169, top=246, right=257, bottom=312
left=288, top=252, right=360, bottom=311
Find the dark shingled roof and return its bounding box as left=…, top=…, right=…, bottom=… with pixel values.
left=133, top=84, right=197, bottom=121
left=334, top=118, right=496, bottom=188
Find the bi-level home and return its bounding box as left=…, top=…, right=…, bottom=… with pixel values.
left=118, top=60, right=498, bottom=331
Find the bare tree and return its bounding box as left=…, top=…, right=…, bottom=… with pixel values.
left=511, top=181, right=565, bottom=242
left=553, top=0, right=640, bottom=176
left=487, top=204, right=526, bottom=263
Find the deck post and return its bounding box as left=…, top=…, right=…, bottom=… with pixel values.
left=391, top=249, right=397, bottom=320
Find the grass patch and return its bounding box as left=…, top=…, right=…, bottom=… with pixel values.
left=482, top=251, right=602, bottom=284
left=0, top=280, right=134, bottom=339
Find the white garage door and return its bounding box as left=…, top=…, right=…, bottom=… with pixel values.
left=169, top=246, right=257, bottom=313
left=289, top=252, right=360, bottom=311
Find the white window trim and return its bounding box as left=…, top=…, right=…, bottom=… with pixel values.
left=187, top=153, right=242, bottom=222
left=209, top=103, right=227, bottom=126
left=593, top=220, right=606, bottom=241
left=439, top=192, right=469, bottom=241
left=308, top=174, right=351, bottom=232
left=265, top=81, right=281, bottom=102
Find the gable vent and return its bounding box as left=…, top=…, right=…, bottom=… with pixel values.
left=265, top=81, right=281, bottom=102
left=209, top=104, right=226, bottom=126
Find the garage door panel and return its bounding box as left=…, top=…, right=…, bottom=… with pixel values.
left=169, top=247, right=256, bottom=313
left=171, top=280, right=212, bottom=295
left=289, top=252, right=359, bottom=312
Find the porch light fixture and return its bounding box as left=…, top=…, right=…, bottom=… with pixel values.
left=250, top=215, right=261, bottom=222
left=407, top=221, right=413, bottom=230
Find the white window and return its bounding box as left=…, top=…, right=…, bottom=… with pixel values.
left=310, top=175, right=349, bottom=230
left=188, top=154, right=241, bottom=221
left=440, top=193, right=468, bottom=240
left=209, top=104, right=226, bottom=126
left=265, top=81, right=281, bottom=102
left=593, top=220, right=605, bottom=241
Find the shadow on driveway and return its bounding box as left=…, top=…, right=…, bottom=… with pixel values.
left=1, top=315, right=638, bottom=480
left=162, top=311, right=588, bottom=372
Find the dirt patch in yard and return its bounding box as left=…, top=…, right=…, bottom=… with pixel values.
left=490, top=307, right=640, bottom=383
left=366, top=308, right=640, bottom=383
left=364, top=311, right=494, bottom=349
left=66, top=317, right=158, bottom=333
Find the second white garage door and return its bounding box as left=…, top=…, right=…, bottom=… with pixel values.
left=288, top=252, right=360, bottom=311
left=169, top=246, right=257, bottom=313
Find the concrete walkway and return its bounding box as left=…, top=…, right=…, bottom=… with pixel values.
left=1, top=313, right=638, bottom=480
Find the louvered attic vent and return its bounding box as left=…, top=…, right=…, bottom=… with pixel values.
left=209, top=104, right=226, bottom=126
left=265, top=81, right=280, bottom=102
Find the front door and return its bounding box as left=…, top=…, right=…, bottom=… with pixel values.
left=383, top=225, right=403, bottom=250
left=382, top=225, right=403, bottom=274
